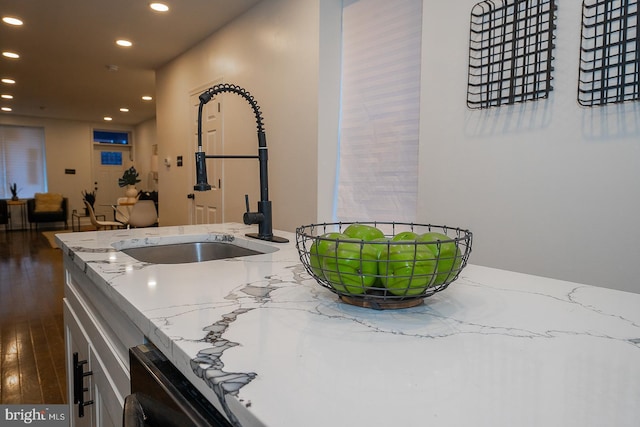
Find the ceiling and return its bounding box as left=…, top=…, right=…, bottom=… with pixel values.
left=0, top=0, right=261, bottom=126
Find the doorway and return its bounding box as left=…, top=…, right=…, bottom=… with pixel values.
left=92, top=144, right=131, bottom=218
left=189, top=80, right=224, bottom=225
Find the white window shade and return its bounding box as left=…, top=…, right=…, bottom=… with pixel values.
left=336, top=0, right=422, bottom=222
left=0, top=125, right=47, bottom=199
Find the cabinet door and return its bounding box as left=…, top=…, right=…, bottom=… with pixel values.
left=64, top=301, right=94, bottom=427
left=90, top=347, right=123, bottom=427
left=65, top=299, right=127, bottom=427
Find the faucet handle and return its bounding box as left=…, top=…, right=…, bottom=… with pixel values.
left=243, top=195, right=264, bottom=226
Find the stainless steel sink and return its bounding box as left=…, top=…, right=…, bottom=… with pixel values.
left=121, top=242, right=263, bottom=264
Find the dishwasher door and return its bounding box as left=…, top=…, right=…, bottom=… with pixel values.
left=126, top=343, right=232, bottom=427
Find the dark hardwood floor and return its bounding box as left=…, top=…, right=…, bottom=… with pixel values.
left=0, top=227, right=67, bottom=404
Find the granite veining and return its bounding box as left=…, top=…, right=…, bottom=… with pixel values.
left=56, top=223, right=640, bottom=427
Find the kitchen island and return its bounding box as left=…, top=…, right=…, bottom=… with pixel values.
left=57, top=223, right=640, bottom=427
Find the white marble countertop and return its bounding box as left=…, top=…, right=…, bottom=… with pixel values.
left=56, top=223, right=640, bottom=427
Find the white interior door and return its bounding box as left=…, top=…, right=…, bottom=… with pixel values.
left=92, top=145, right=130, bottom=218
left=189, top=82, right=223, bottom=224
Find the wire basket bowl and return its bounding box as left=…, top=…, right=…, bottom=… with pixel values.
left=296, top=222, right=473, bottom=309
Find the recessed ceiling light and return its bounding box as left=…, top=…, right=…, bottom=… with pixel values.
left=141, top=96, right=153, bottom=101
left=1, top=78, right=16, bottom=84
left=103, top=116, right=113, bottom=121
left=120, top=108, right=129, bottom=112
left=150, top=3, right=169, bottom=12
left=2, top=51, right=20, bottom=59
left=116, top=39, right=133, bottom=47
left=1, top=94, right=13, bottom=99
left=1, top=107, right=12, bottom=112
left=2, top=17, right=23, bottom=26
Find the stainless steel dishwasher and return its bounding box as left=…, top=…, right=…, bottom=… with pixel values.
left=126, top=343, right=232, bottom=427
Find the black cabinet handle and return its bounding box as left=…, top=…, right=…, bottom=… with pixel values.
left=72, top=352, right=81, bottom=404
left=73, top=352, right=94, bottom=418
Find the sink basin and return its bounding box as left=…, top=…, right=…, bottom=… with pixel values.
left=121, top=242, right=263, bottom=264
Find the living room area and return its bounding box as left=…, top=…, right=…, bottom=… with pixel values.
left=2, top=185, right=159, bottom=248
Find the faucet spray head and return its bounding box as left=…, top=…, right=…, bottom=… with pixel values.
left=194, top=96, right=211, bottom=192
left=194, top=150, right=211, bottom=191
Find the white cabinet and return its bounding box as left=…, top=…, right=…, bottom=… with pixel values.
left=64, top=301, right=93, bottom=427
left=63, top=257, right=144, bottom=427
left=88, top=347, right=121, bottom=427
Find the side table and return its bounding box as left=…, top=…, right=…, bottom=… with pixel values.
left=72, top=211, right=105, bottom=232
left=7, top=199, right=27, bottom=230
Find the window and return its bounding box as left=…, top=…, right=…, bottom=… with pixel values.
left=336, top=0, right=422, bottom=222
left=0, top=125, right=47, bottom=199
left=100, top=151, right=123, bottom=165
left=93, top=130, right=129, bottom=144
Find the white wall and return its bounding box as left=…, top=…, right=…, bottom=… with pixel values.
left=134, top=118, right=158, bottom=192
left=317, top=0, right=343, bottom=223
left=155, top=0, right=320, bottom=230
left=418, top=1, right=640, bottom=293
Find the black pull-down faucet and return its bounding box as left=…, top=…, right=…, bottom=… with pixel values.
left=194, top=83, right=288, bottom=243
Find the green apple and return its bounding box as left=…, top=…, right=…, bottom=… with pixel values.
left=309, top=232, right=350, bottom=279
left=417, top=232, right=462, bottom=285
left=322, top=241, right=379, bottom=294
left=366, top=237, right=392, bottom=260
left=379, top=243, right=436, bottom=296
left=392, top=231, right=419, bottom=241
left=343, top=223, right=385, bottom=241
left=365, top=237, right=392, bottom=288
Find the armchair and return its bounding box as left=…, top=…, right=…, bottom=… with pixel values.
left=27, top=193, right=68, bottom=230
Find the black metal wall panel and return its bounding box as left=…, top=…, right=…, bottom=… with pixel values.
left=467, top=0, right=557, bottom=109
left=578, top=0, right=639, bottom=106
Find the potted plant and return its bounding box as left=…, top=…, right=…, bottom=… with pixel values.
left=9, top=183, right=19, bottom=201
left=118, top=166, right=141, bottom=202
left=118, top=166, right=141, bottom=187
left=82, top=190, right=96, bottom=215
